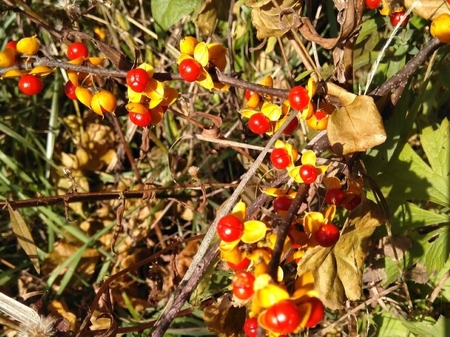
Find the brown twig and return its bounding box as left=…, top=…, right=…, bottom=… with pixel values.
left=0, top=183, right=238, bottom=210
left=313, top=284, right=402, bottom=336
left=268, top=184, right=308, bottom=279
left=370, top=37, right=443, bottom=97
left=426, top=269, right=450, bottom=310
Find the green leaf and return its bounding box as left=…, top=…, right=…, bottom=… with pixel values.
left=391, top=202, right=450, bottom=234
left=375, top=141, right=449, bottom=207
left=416, top=226, right=450, bottom=274
left=383, top=226, right=450, bottom=284
left=373, top=311, right=413, bottom=337
left=421, top=118, right=449, bottom=179
left=151, top=0, right=204, bottom=31
left=7, top=204, right=40, bottom=274
left=400, top=315, right=450, bottom=336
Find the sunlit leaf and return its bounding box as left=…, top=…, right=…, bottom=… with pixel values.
left=8, top=204, right=40, bottom=274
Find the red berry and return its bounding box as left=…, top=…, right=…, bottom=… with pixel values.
left=227, top=258, right=251, bottom=271
left=248, top=113, right=270, bottom=134
left=245, top=89, right=256, bottom=101
left=325, top=188, right=345, bottom=206
left=217, top=215, right=244, bottom=242
left=264, top=301, right=301, bottom=334
left=4, top=40, right=18, bottom=50
left=305, top=297, right=325, bottom=328
left=243, top=317, right=258, bottom=337
left=299, top=164, right=318, bottom=184
left=129, top=111, right=152, bottom=127
left=315, top=224, right=340, bottom=247
left=232, top=271, right=255, bottom=300
left=390, top=11, right=409, bottom=26
left=67, top=41, right=89, bottom=60
left=126, top=68, right=150, bottom=93
left=273, top=196, right=292, bottom=213
left=64, top=81, right=77, bottom=100
left=282, top=116, right=299, bottom=134
left=365, top=0, right=381, bottom=10
left=18, top=74, right=43, bottom=95
left=344, top=195, right=362, bottom=211
left=179, top=58, right=202, bottom=82
left=270, top=148, right=291, bottom=170
left=288, top=86, right=310, bottom=111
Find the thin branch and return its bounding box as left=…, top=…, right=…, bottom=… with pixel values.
left=0, top=183, right=238, bottom=210
left=313, top=284, right=401, bottom=337
left=370, top=38, right=443, bottom=97
left=268, top=184, right=308, bottom=279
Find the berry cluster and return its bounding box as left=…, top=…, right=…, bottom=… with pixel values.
left=365, top=0, right=410, bottom=26
left=323, top=176, right=363, bottom=211
left=241, top=76, right=334, bottom=137
left=177, top=36, right=228, bottom=90
left=269, top=140, right=328, bottom=185
left=0, top=36, right=51, bottom=96
left=125, top=63, right=178, bottom=127
left=217, top=201, right=328, bottom=335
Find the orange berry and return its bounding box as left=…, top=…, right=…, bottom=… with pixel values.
left=16, top=36, right=40, bottom=55
left=0, top=48, right=17, bottom=68
left=91, top=90, right=117, bottom=116
left=430, top=13, right=450, bottom=44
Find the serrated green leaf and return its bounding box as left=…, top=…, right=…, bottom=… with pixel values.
left=151, top=0, right=203, bottom=31
left=400, top=315, right=450, bottom=336
left=421, top=118, right=449, bottom=179
left=372, top=311, right=413, bottom=337
left=7, top=204, right=40, bottom=274
left=376, top=141, right=449, bottom=207
left=391, top=202, right=450, bottom=234
left=383, top=226, right=450, bottom=284
left=416, top=226, right=450, bottom=274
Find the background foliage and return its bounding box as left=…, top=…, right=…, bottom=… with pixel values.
left=0, top=0, right=450, bottom=336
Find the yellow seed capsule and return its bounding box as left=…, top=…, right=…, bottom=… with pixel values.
left=91, top=90, right=117, bottom=116
left=16, top=36, right=40, bottom=55
left=0, top=48, right=17, bottom=68
left=75, top=86, right=93, bottom=108
left=430, top=13, right=450, bottom=44
left=29, top=66, right=54, bottom=76
left=125, top=102, right=149, bottom=114
left=180, top=36, right=198, bottom=56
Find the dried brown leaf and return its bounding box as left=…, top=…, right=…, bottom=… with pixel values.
left=42, top=241, right=100, bottom=287
left=382, top=236, right=413, bottom=260
left=297, top=199, right=385, bottom=309
left=296, top=0, right=364, bottom=49
left=246, top=0, right=301, bottom=39
left=8, top=204, right=40, bottom=274
left=202, top=294, right=246, bottom=337
left=193, top=0, right=231, bottom=35
left=404, top=0, right=450, bottom=20
left=327, top=84, right=386, bottom=155
left=406, top=263, right=429, bottom=284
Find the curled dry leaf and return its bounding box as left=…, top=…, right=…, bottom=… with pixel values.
left=293, top=0, right=364, bottom=49
left=404, top=0, right=450, bottom=20
left=326, top=83, right=387, bottom=155
left=202, top=293, right=246, bottom=337
left=297, top=199, right=385, bottom=309
left=246, top=0, right=302, bottom=39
